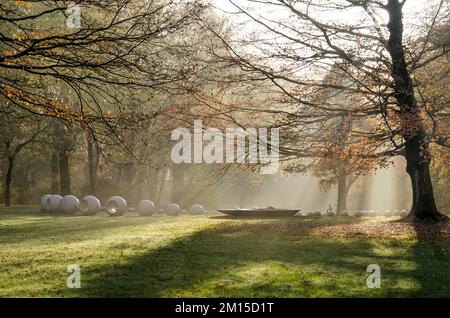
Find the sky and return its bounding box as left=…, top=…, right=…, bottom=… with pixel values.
left=213, top=0, right=432, bottom=19
left=212, top=0, right=439, bottom=40
left=208, top=0, right=445, bottom=79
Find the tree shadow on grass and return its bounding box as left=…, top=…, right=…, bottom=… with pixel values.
left=74, top=221, right=438, bottom=297
left=408, top=220, right=450, bottom=297
left=0, top=212, right=189, bottom=244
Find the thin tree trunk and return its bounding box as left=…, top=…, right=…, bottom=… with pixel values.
left=58, top=150, right=71, bottom=195
left=386, top=0, right=446, bottom=221
left=51, top=150, right=59, bottom=193
left=336, top=174, right=347, bottom=215
left=171, top=163, right=186, bottom=206
left=156, top=168, right=166, bottom=207
left=86, top=133, right=99, bottom=195
left=148, top=169, right=157, bottom=199
left=4, top=156, right=14, bottom=207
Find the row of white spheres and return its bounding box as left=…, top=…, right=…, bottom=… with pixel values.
left=41, top=194, right=101, bottom=215
left=39, top=194, right=205, bottom=216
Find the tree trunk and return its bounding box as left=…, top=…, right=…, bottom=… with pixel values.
left=171, top=163, right=186, bottom=206
left=58, top=150, right=71, bottom=195
left=386, top=0, right=446, bottom=221
left=4, top=156, right=14, bottom=207
left=86, top=133, right=99, bottom=195
left=156, top=167, right=167, bottom=207
left=148, top=169, right=157, bottom=199
left=51, top=151, right=59, bottom=193
left=405, top=135, right=445, bottom=221
left=336, top=174, right=347, bottom=215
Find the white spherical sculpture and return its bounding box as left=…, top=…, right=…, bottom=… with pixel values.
left=105, top=196, right=127, bottom=216
left=136, top=200, right=155, bottom=216
left=59, top=195, right=80, bottom=214
left=190, top=204, right=205, bottom=215
left=40, top=194, right=52, bottom=212
left=165, top=203, right=181, bottom=216
left=47, top=195, right=63, bottom=213
left=79, top=195, right=101, bottom=215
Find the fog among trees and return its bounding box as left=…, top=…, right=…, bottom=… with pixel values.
left=0, top=0, right=449, bottom=221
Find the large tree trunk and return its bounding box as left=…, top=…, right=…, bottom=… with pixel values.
left=405, top=135, right=445, bottom=220
left=58, top=150, right=71, bottom=195
left=336, top=174, right=347, bottom=215
left=4, top=156, right=14, bottom=207
left=386, top=0, right=446, bottom=221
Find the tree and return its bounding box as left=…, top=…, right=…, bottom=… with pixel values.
left=308, top=65, right=388, bottom=214
left=0, top=0, right=206, bottom=126
left=202, top=0, right=449, bottom=221
left=414, top=21, right=450, bottom=213
left=313, top=148, right=360, bottom=214
left=0, top=108, right=44, bottom=206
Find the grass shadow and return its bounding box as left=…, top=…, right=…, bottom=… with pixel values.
left=408, top=220, right=450, bottom=297
left=0, top=210, right=202, bottom=244
left=74, top=221, right=440, bottom=297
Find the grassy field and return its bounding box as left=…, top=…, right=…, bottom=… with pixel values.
left=0, top=206, right=449, bottom=297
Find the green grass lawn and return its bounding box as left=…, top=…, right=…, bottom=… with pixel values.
left=0, top=206, right=449, bottom=297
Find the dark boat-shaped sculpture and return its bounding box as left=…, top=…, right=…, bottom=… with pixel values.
left=217, top=207, right=300, bottom=217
